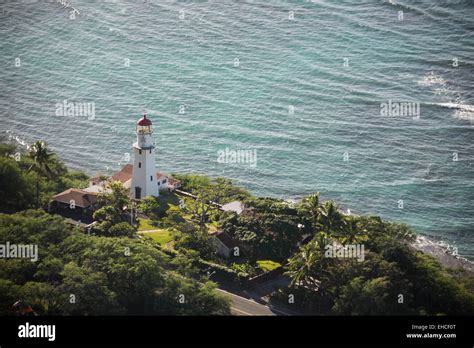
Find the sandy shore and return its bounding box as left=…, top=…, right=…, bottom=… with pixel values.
left=412, top=235, right=474, bottom=274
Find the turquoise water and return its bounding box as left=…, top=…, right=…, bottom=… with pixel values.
left=1, top=1, right=473, bottom=258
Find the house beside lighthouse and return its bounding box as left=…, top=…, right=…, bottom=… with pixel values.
left=110, top=113, right=181, bottom=198
left=51, top=113, right=181, bottom=216
left=130, top=114, right=159, bottom=199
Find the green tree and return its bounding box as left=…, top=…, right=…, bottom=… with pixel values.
left=28, top=141, right=53, bottom=207
left=138, top=196, right=160, bottom=217
left=0, top=157, right=35, bottom=212
left=97, top=181, right=130, bottom=211
left=286, top=241, right=324, bottom=291
left=20, top=281, right=62, bottom=315
left=157, top=277, right=231, bottom=315
left=93, top=205, right=121, bottom=224
left=333, top=276, right=394, bottom=315
left=58, top=262, right=124, bottom=315
left=0, top=143, right=17, bottom=157
left=173, top=225, right=214, bottom=259
left=108, top=222, right=136, bottom=237
left=337, top=216, right=368, bottom=245
left=300, top=192, right=321, bottom=230
left=319, top=201, right=344, bottom=233
left=93, top=182, right=136, bottom=236
left=0, top=279, right=21, bottom=315
left=185, top=189, right=219, bottom=226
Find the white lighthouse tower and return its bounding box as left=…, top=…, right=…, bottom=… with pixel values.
left=131, top=114, right=159, bottom=199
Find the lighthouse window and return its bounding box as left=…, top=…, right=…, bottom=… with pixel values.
left=150, top=149, right=152, bottom=154
left=138, top=162, right=141, bottom=168
left=150, top=175, right=153, bottom=181
left=139, top=150, right=142, bottom=155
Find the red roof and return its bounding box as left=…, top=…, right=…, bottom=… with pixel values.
left=111, top=164, right=181, bottom=188
left=111, top=164, right=133, bottom=183
left=137, top=114, right=152, bottom=126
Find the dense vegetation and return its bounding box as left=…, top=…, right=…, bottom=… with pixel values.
left=146, top=176, right=474, bottom=316
left=92, top=181, right=137, bottom=237
left=276, top=195, right=474, bottom=315
left=1, top=141, right=473, bottom=316
left=172, top=173, right=252, bottom=205
left=220, top=197, right=307, bottom=262
left=0, top=142, right=230, bottom=315
left=0, top=142, right=88, bottom=213
left=0, top=210, right=229, bottom=315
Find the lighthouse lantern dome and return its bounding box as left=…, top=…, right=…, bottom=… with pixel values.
left=136, top=114, right=152, bottom=134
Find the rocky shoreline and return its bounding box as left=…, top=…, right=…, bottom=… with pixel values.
left=412, top=235, right=474, bottom=274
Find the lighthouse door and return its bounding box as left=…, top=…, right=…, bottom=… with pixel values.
left=135, top=187, right=142, bottom=200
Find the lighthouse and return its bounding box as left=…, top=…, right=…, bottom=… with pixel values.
left=130, top=114, right=159, bottom=199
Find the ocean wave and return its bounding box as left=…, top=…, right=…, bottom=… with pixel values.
left=3, top=130, right=31, bottom=150
left=427, top=101, right=474, bottom=121
left=412, top=235, right=474, bottom=272
left=436, top=102, right=474, bottom=112
left=417, top=71, right=447, bottom=87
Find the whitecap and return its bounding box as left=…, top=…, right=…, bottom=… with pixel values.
left=413, top=235, right=474, bottom=272
left=417, top=71, right=447, bottom=87
left=436, top=102, right=474, bottom=122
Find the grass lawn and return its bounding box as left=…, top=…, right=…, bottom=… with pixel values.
left=140, top=229, right=173, bottom=246
left=257, top=260, right=282, bottom=272
left=137, top=218, right=156, bottom=231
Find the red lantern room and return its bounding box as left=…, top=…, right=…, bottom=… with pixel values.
left=136, top=114, right=153, bottom=134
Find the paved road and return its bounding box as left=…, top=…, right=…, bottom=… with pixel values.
left=216, top=289, right=293, bottom=316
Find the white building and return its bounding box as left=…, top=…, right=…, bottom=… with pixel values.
left=221, top=201, right=245, bottom=215
left=52, top=113, right=181, bottom=209
left=130, top=114, right=160, bottom=199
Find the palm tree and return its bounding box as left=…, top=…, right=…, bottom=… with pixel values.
left=319, top=201, right=343, bottom=233
left=301, top=192, right=320, bottom=229
left=287, top=231, right=332, bottom=291
left=313, top=231, right=330, bottom=254
left=28, top=141, right=53, bottom=207
left=287, top=243, right=322, bottom=291
left=338, top=217, right=367, bottom=245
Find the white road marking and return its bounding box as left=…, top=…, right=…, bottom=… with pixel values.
left=230, top=307, right=254, bottom=316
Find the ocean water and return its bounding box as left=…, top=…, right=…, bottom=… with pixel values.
left=1, top=1, right=473, bottom=259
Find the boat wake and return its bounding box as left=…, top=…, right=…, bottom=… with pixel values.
left=435, top=102, right=474, bottom=112
left=425, top=101, right=474, bottom=122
